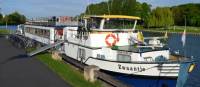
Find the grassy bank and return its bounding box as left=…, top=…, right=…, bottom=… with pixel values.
left=0, top=29, right=9, bottom=35
left=36, top=52, right=101, bottom=87
left=137, top=26, right=200, bottom=34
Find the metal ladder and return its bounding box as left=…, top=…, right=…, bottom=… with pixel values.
left=28, top=40, right=65, bottom=56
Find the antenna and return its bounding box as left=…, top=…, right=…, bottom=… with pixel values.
left=184, top=15, right=186, bottom=30
left=121, top=0, right=125, bottom=15
left=110, top=0, right=113, bottom=10
left=86, top=0, right=91, bottom=15
left=106, top=0, right=110, bottom=15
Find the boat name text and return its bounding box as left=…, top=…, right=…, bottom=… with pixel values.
left=118, top=64, right=145, bottom=72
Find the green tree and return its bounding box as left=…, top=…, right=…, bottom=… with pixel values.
left=2, top=15, right=8, bottom=25
left=84, top=1, right=200, bottom=28
left=140, top=3, right=151, bottom=27
left=0, top=13, right=2, bottom=21
left=84, top=0, right=150, bottom=19
left=0, top=13, right=3, bottom=24
left=147, top=7, right=174, bottom=28
left=172, top=3, right=200, bottom=27
left=110, top=0, right=122, bottom=15
left=1, top=11, right=26, bottom=25
left=20, top=15, right=26, bottom=24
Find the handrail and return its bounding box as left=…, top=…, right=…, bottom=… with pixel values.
left=88, top=57, right=194, bottom=64
left=28, top=40, right=64, bottom=56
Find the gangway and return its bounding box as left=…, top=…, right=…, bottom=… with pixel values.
left=28, top=40, right=65, bottom=56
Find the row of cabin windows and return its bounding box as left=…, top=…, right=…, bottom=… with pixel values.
left=77, top=47, right=156, bottom=62
left=96, top=53, right=131, bottom=62
left=78, top=48, right=132, bottom=62
left=76, top=45, right=155, bottom=62
left=25, top=27, right=50, bottom=38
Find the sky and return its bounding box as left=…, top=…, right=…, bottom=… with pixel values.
left=0, top=0, right=200, bottom=18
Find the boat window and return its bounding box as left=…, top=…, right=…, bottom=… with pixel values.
left=97, top=54, right=101, bottom=58
left=144, top=57, right=153, bottom=62
left=101, top=55, right=105, bottom=59
left=78, top=48, right=86, bottom=60
left=104, top=19, right=135, bottom=29
left=87, top=18, right=101, bottom=29
left=117, top=54, right=131, bottom=62
left=25, top=27, right=50, bottom=38
left=97, top=54, right=105, bottom=59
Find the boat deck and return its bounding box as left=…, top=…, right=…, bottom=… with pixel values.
left=113, top=45, right=169, bottom=53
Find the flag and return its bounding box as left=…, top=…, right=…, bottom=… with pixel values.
left=137, top=31, right=144, bottom=44
left=181, top=29, right=186, bottom=46
left=164, top=31, right=168, bottom=38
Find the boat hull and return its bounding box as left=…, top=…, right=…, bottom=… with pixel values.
left=85, top=57, right=179, bottom=77
left=64, top=53, right=180, bottom=77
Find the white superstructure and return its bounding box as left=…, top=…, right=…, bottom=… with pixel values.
left=18, top=24, right=66, bottom=44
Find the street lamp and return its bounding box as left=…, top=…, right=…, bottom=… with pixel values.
left=4, top=16, right=7, bottom=29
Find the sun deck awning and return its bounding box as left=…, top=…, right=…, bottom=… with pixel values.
left=84, top=15, right=141, bottom=20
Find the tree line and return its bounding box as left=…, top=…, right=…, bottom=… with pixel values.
left=0, top=11, right=26, bottom=25
left=172, top=3, right=200, bottom=27
left=84, top=0, right=200, bottom=28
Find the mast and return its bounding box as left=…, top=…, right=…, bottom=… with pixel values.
left=133, top=20, right=137, bottom=31
left=184, top=15, right=187, bottom=59
left=106, top=0, right=110, bottom=15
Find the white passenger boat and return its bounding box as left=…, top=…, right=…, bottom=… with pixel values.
left=63, top=15, right=189, bottom=78
left=17, top=15, right=191, bottom=78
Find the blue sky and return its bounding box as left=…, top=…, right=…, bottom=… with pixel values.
left=0, top=0, right=200, bottom=18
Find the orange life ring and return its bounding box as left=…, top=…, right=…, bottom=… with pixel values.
left=105, top=34, right=117, bottom=47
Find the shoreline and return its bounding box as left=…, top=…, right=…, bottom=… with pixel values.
left=138, top=29, right=200, bottom=35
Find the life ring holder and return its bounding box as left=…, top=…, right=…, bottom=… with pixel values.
left=105, top=34, right=117, bottom=47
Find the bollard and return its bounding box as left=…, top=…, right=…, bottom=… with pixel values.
left=84, top=65, right=100, bottom=82
left=52, top=51, right=62, bottom=61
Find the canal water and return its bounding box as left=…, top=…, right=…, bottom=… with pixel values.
left=0, top=25, right=17, bottom=30
left=115, top=32, right=200, bottom=87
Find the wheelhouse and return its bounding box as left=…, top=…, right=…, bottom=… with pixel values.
left=83, top=15, right=141, bottom=31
